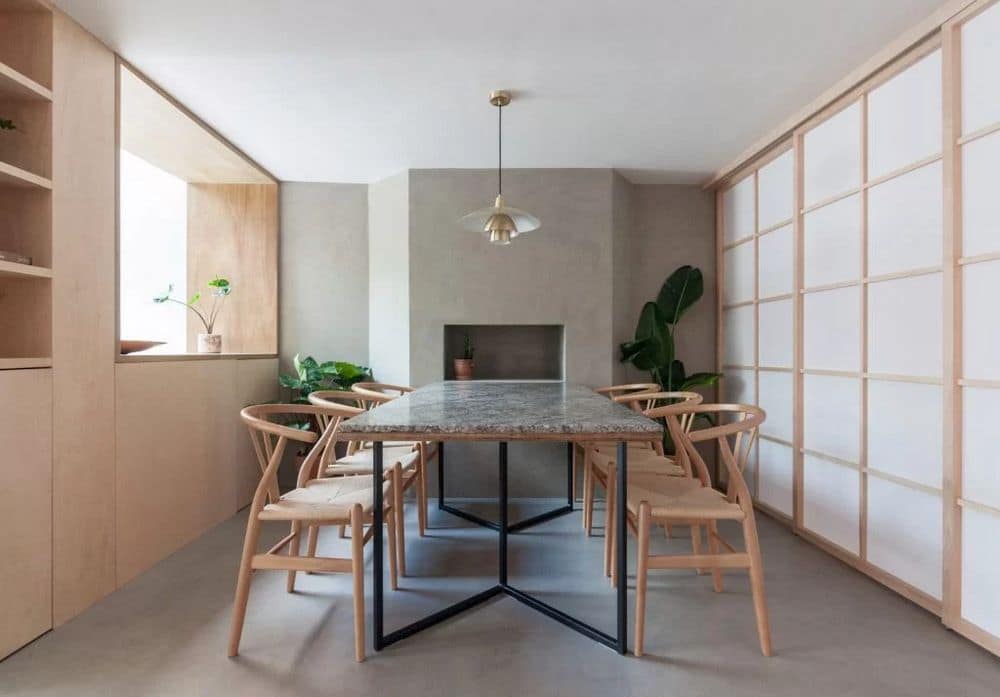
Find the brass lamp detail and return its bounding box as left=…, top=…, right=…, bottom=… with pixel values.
left=460, top=90, right=541, bottom=245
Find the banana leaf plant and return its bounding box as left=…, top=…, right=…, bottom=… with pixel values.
left=620, top=265, right=720, bottom=393
left=279, top=354, right=372, bottom=404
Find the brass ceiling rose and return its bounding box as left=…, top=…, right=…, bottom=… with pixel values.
left=459, top=89, right=541, bottom=245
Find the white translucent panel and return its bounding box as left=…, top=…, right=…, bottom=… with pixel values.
left=804, top=100, right=862, bottom=206
left=804, top=286, right=860, bottom=372
left=963, top=387, right=1000, bottom=510
left=723, top=175, right=755, bottom=243
left=867, top=50, right=942, bottom=179
left=804, top=194, right=861, bottom=288
left=961, top=1, right=1000, bottom=135
left=867, top=160, right=943, bottom=276
left=758, top=149, right=794, bottom=230
left=724, top=241, right=755, bottom=305
left=803, top=453, right=860, bottom=554
left=804, top=374, right=861, bottom=463
left=961, top=506, right=1000, bottom=637
left=758, top=371, right=793, bottom=442
left=867, top=380, right=942, bottom=489
left=758, top=299, right=792, bottom=369
left=961, top=130, right=1000, bottom=258
left=758, top=224, right=794, bottom=298
left=868, top=273, right=943, bottom=378
left=723, top=305, right=754, bottom=367
left=723, top=368, right=755, bottom=406
left=758, top=438, right=793, bottom=516
left=963, top=260, right=1000, bottom=381
left=866, top=476, right=942, bottom=599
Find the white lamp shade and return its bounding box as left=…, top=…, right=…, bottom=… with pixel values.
left=460, top=195, right=541, bottom=239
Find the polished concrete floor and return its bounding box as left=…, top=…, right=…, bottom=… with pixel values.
left=1, top=499, right=996, bottom=697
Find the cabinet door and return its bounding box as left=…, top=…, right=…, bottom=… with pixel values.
left=0, top=369, right=52, bottom=659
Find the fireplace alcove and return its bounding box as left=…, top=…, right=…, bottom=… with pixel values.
left=443, top=324, right=564, bottom=381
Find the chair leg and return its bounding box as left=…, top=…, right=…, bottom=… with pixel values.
left=338, top=525, right=347, bottom=539
left=286, top=521, right=301, bottom=593
left=707, top=521, right=724, bottom=593
left=584, top=457, right=597, bottom=535
left=743, top=515, right=773, bottom=657
left=386, top=503, right=399, bottom=591
left=392, top=466, right=406, bottom=577
left=604, top=468, right=615, bottom=579
left=227, top=512, right=262, bottom=657
left=634, top=502, right=651, bottom=657
left=417, top=453, right=428, bottom=537
left=691, top=523, right=705, bottom=575
left=350, top=504, right=366, bottom=662
left=664, top=523, right=674, bottom=539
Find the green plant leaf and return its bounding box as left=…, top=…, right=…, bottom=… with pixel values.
left=627, top=301, right=672, bottom=371
left=656, top=265, right=704, bottom=325
left=153, top=283, right=174, bottom=303
left=333, top=361, right=367, bottom=380
left=680, top=372, right=721, bottom=389
left=278, top=374, right=301, bottom=389
left=188, top=292, right=201, bottom=305
left=666, top=359, right=687, bottom=392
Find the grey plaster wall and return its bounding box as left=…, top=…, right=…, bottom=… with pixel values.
left=279, top=183, right=368, bottom=375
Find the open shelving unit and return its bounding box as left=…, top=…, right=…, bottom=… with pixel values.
left=0, top=0, right=53, bottom=368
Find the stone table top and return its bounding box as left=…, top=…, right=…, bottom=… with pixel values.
left=338, top=381, right=663, bottom=442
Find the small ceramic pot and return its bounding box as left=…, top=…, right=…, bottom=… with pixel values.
left=197, top=333, right=223, bottom=353
left=453, top=358, right=474, bottom=380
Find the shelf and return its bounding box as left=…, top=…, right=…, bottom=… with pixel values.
left=0, top=259, right=51, bottom=279
left=0, top=357, right=51, bottom=370
left=0, top=160, right=51, bottom=189
left=0, top=61, right=51, bottom=101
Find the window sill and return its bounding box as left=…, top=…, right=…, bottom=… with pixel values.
left=116, top=352, right=277, bottom=364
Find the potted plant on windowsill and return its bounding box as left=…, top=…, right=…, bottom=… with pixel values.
left=154, top=276, right=232, bottom=353
left=454, top=332, right=475, bottom=380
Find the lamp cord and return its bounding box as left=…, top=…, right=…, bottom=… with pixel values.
left=497, top=102, right=502, bottom=196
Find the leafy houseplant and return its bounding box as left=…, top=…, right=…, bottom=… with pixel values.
left=620, top=265, right=720, bottom=393
left=154, top=277, right=232, bottom=353
left=454, top=332, right=475, bottom=380
left=279, top=354, right=373, bottom=404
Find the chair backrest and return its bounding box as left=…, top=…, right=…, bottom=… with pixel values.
left=595, top=383, right=660, bottom=406
left=616, top=390, right=703, bottom=431
left=651, top=402, right=764, bottom=512
left=352, top=382, right=414, bottom=410
left=308, top=390, right=366, bottom=456
left=240, top=403, right=357, bottom=513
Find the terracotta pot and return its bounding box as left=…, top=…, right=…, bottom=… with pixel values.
left=197, top=333, right=222, bottom=353
left=453, top=358, right=474, bottom=380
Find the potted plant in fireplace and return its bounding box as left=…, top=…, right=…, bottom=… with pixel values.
left=154, top=276, right=232, bottom=353
left=454, top=332, right=475, bottom=380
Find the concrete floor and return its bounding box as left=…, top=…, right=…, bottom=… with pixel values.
left=1, top=500, right=996, bottom=697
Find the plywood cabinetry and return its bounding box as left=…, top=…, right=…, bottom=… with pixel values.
left=0, top=368, right=52, bottom=660
left=115, top=358, right=277, bottom=586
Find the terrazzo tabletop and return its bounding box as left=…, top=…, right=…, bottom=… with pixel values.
left=338, top=380, right=663, bottom=441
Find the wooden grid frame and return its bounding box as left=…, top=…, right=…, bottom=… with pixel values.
left=716, top=1, right=1000, bottom=657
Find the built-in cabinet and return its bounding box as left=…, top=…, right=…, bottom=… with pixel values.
left=0, top=369, right=52, bottom=659
left=717, top=0, right=1000, bottom=657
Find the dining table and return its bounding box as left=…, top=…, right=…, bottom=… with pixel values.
left=337, top=380, right=663, bottom=655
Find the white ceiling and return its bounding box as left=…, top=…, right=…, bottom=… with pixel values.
left=55, top=0, right=946, bottom=184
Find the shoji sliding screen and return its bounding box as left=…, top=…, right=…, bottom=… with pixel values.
left=800, top=46, right=945, bottom=607
left=720, top=147, right=795, bottom=517
left=716, top=0, right=1000, bottom=655
left=948, top=0, right=1000, bottom=653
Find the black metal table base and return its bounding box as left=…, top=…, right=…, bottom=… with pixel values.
left=372, top=439, right=629, bottom=655
left=437, top=441, right=576, bottom=532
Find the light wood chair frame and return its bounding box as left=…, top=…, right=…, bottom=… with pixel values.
left=229, top=403, right=399, bottom=662
left=626, top=403, right=771, bottom=657
left=587, top=391, right=703, bottom=549
left=351, top=382, right=439, bottom=539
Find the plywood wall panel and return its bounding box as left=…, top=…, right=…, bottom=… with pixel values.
left=0, top=369, right=52, bottom=660
left=50, top=12, right=117, bottom=626
left=186, top=183, right=278, bottom=355
left=233, top=358, right=278, bottom=508
left=115, top=360, right=240, bottom=586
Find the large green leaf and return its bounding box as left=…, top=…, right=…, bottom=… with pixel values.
left=623, top=302, right=672, bottom=371
left=656, top=265, right=704, bottom=325
left=680, top=372, right=721, bottom=390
